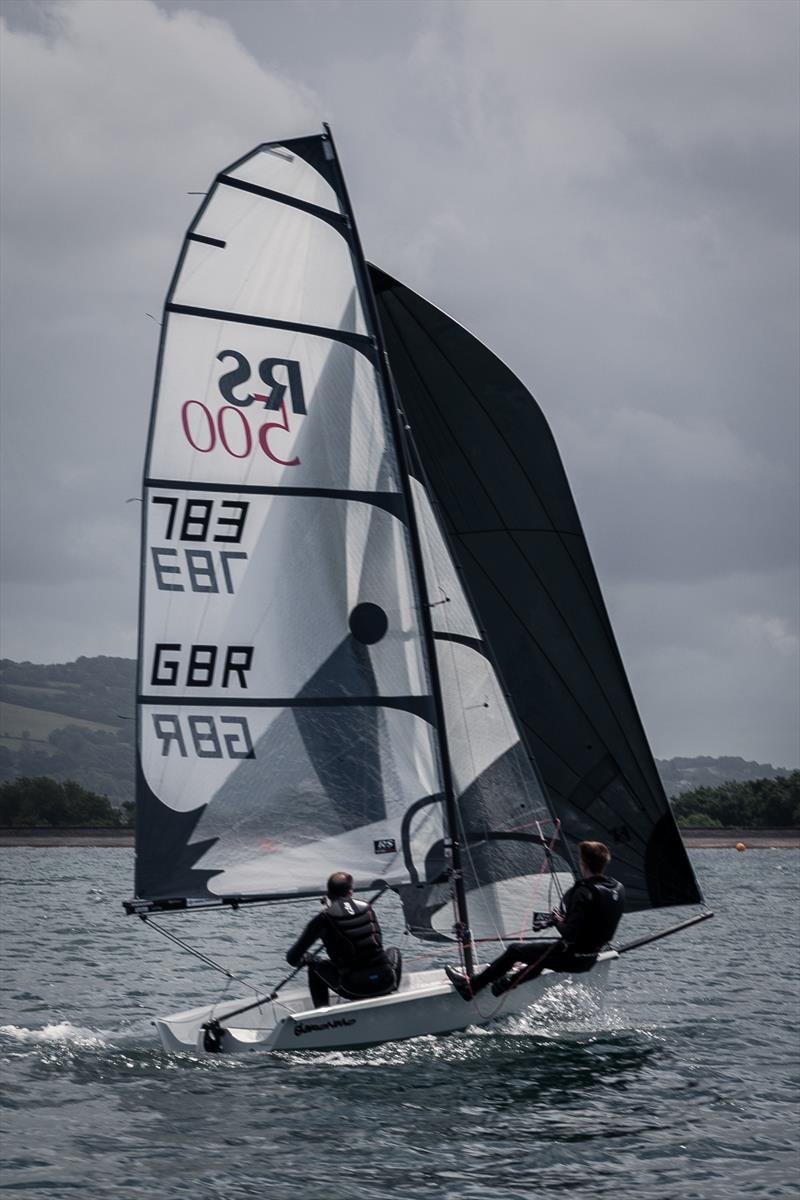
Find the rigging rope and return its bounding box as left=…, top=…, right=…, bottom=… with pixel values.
left=514, top=818, right=564, bottom=943
left=140, top=915, right=265, bottom=996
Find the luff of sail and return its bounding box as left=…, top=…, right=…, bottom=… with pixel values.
left=135, top=136, right=448, bottom=904
left=371, top=266, right=703, bottom=912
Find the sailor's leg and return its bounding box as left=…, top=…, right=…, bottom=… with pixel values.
left=336, top=957, right=399, bottom=1000
left=498, top=943, right=582, bottom=994
left=469, top=943, right=531, bottom=994
left=386, top=946, right=402, bottom=991
left=308, top=960, right=338, bottom=1007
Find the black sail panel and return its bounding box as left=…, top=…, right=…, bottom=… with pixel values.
left=371, top=265, right=702, bottom=911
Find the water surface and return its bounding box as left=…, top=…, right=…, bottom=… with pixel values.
left=1, top=849, right=797, bottom=1198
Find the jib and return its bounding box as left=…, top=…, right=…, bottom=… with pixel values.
left=217, top=350, right=306, bottom=414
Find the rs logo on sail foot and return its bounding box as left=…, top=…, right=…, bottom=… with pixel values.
left=182, top=351, right=306, bottom=465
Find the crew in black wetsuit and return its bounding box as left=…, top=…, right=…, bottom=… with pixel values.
left=446, top=841, right=624, bottom=1000
left=286, top=871, right=402, bottom=1009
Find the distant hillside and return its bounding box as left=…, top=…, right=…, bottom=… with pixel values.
left=0, top=657, right=795, bottom=807
left=0, top=657, right=135, bottom=805
left=655, top=756, right=792, bottom=797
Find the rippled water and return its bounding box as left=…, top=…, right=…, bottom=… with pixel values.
left=1, top=849, right=797, bottom=1198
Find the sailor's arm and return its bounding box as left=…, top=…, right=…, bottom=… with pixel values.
left=533, top=883, right=573, bottom=933
left=286, top=913, right=324, bottom=966
left=555, top=884, right=593, bottom=945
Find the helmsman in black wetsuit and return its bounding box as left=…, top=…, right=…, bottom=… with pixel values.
left=286, top=871, right=402, bottom=1009
left=446, top=841, right=624, bottom=1000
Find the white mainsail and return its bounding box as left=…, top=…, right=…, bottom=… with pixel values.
left=137, top=137, right=444, bottom=901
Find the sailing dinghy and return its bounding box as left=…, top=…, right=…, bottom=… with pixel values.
left=125, top=127, right=709, bottom=1055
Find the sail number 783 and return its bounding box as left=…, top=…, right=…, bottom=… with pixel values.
left=150, top=497, right=248, bottom=595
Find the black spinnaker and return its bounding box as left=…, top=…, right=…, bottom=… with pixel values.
left=371, top=266, right=702, bottom=912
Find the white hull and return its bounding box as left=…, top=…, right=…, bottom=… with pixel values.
left=156, top=951, right=617, bottom=1055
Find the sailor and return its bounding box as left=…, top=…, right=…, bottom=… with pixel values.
left=446, top=841, right=624, bottom=1000
left=286, top=871, right=402, bottom=1009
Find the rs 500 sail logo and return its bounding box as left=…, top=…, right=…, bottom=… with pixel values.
left=181, top=350, right=306, bottom=466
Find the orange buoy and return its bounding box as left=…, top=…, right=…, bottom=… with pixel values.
left=736, top=841, right=747, bottom=852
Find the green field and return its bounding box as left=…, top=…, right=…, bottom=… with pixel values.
left=4, top=682, right=82, bottom=697
left=0, top=702, right=118, bottom=747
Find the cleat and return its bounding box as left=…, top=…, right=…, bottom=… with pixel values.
left=445, top=964, right=473, bottom=1001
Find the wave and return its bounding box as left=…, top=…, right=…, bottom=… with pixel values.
left=0, top=1021, right=109, bottom=1049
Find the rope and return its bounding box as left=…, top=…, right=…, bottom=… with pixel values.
left=514, top=818, right=564, bottom=942
left=140, top=915, right=265, bottom=995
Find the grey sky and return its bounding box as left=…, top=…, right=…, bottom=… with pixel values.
left=0, top=0, right=798, bottom=766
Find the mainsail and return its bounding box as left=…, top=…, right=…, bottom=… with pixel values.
left=133, top=131, right=568, bottom=947
left=136, top=134, right=442, bottom=903
left=371, top=267, right=703, bottom=912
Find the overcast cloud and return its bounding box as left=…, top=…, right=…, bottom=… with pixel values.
left=0, top=0, right=797, bottom=766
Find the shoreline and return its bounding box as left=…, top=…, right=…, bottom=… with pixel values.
left=0, top=829, right=798, bottom=849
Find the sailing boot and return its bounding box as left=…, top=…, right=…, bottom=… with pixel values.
left=490, top=972, right=517, bottom=997
left=444, top=964, right=473, bottom=1001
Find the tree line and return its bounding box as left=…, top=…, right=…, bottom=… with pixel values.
left=1, top=772, right=797, bottom=831
left=671, top=772, right=800, bottom=828
left=0, top=724, right=134, bottom=806
left=0, top=777, right=133, bottom=828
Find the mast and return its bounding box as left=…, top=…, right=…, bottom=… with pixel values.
left=323, top=126, right=474, bottom=973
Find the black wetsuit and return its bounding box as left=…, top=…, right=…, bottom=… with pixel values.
left=469, top=874, right=625, bottom=995
left=286, top=897, right=401, bottom=1008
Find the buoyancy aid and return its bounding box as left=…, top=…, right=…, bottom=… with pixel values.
left=559, top=875, right=625, bottom=953
left=321, top=897, right=386, bottom=973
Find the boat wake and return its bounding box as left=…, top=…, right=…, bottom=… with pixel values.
left=0, top=1021, right=109, bottom=1049
left=0, top=1020, right=242, bottom=1077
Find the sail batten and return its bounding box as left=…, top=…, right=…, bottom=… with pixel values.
left=165, top=303, right=376, bottom=352
left=217, top=173, right=351, bottom=232
left=138, top=694, right=435, bottom=713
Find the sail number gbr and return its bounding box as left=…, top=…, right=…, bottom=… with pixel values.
left=149, top=642, right=255, bottom=759
left=151, top=713, right=254, bottom=759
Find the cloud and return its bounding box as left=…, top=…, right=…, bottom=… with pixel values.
left=1, top=0, right=797, bottom=764
left=0, top=0, right=318, bottom=657
left=605, top=569, right=800, bottom=766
